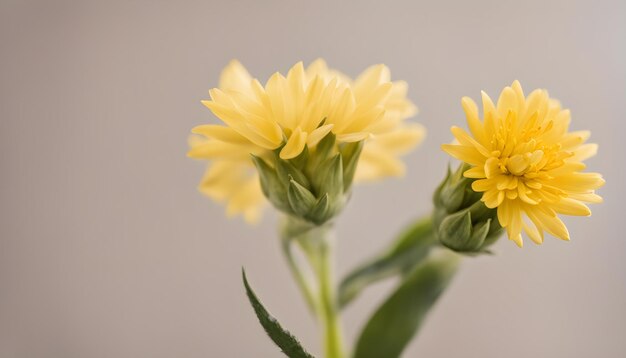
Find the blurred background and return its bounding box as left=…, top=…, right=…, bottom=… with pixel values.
left=1, top=0, right=624, bottom=357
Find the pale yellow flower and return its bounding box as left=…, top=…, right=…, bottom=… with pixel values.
left=443, top=81, right=605, bottom=247
left=189, top=59, right=424, bottom=222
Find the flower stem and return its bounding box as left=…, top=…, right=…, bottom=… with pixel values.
left=311, top=231, right=344, bottom=358
left=281, top=239, right=318, bottom=315
left=282, top=218, right=345, bottom=358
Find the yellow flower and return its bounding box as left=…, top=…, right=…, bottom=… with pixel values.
left=442, top=81, right=605, bottom=247
left=189, top=59, right=424, bottom=222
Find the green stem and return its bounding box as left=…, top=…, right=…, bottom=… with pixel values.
left=281, top=239, right=318, bottom=315
left=310, top=231, right=344, bottom=358
left=282, top=218, right=345, bottom=358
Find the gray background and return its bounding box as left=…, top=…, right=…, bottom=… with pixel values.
left=1, top=0, right=624, bottom=357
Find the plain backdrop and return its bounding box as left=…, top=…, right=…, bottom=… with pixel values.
left=1, top=0, right=625, bottom=357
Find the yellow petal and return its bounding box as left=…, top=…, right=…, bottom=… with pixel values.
left=481, top=91, right=497, bottom=124
left=201, top=100, right=277, bottom=149
left=567, top=192, right=603, bottom=204
left=482, top=189, right=504, bottom=208
left=327, top=87, right=356, bottom=131
left=354, top=64, right=390, bottom=99
left=307, top=124, right=334, bottom=147
left=463, top=166, right=485, bottom=179
left=461, top=96, right=487, bottom=145
left=497, top=199, right=513, bottom=226
left=534, top=211, right=570, bottom=241
left=570, top=143, right=598, bottom=161
left=451, top=126, right=491, bottom=157
left=510, top=234, right=523, bottom=248
left=441, top=144, right=486, bottom=166
left=511, top=80, right=526, bottom=109
left=356, top=148, right=405, bottom=180
left=472, top=179, right=493, bottom=192
left=497, top=86, right=519, bottom=120
left=219, top=60, right=253, bottom=94
left=371, top=123, right=425, bottom=154
left=191, top=125, right=250, bottom=144
left=551, top=172, right=605, bottom=192
left=280, top=127, right=308, bottom=159
left=187, top=141, right=254, bottom=160
left=552, top=198, right=591, bottom=216
left=305, top=58, right=329, bottom=78
left=522, top=216, right=544, bottom=244
left=336, top=131, right=373, bottom=142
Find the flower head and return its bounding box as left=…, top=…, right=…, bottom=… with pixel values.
left=442, top=81, right=604, bottom=247
left=189, top=59, right=424, bottom=222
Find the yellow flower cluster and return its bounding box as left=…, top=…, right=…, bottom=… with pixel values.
left=443, top=81, right=604, bottom=247
left=189, top=60, right=424, bottom=222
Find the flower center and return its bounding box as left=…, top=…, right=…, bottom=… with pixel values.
left=501, top=151, right=543, bottom=176
left=485, top=132, right=572, bottom=204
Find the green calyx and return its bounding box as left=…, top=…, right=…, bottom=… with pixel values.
left=252, top=132, right=363, bottom=226
left=433, top=163, right=503, bottom=253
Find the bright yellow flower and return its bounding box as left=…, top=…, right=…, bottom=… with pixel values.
left=189, top=59, right=424, bottom=222
left=442, top=81, right=604, bottom=247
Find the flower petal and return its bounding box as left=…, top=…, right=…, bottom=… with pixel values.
left=280, top=127, right=308, bottom=159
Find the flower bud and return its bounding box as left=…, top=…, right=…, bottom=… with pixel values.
left=252, top=133, right=363, bottom=226
left=433, top=163, right=503, bottom=253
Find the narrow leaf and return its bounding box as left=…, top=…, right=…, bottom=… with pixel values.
left=353, top=251, right=459, bottom=358
left=242, top=269, right=315, bottom=358
left=338, top=218, right=435, bottom=308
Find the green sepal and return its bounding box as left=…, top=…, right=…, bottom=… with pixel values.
left=311, top=132, right=336, bottom=168
left=276, top=155, right=311, bottom=191
left=353, top=251, right=459, bottom=358
left=242, top=269, right=315, bottom=358
left=251, top=154, right=276, bottom=198
left=438, top=209, right=473, bottom=251
left=438, top=164, right=471, bottom=212
left=339, top=140, right=363, bottom=192
left=308, top=193, right=331, bottom=225
left=433, top=163, right=504, bottom=253
left=467, top=199, right=492, bottom=222
left=287, top=178, right=317, bottom=218
left=469, top=218, right=491, bottom=248
left=432, top=166, right=452, bottom=204
left=318, top=154, right=343, bottom=199
left=251, top=154, right=290, bottom=213
left=338, top=218, right=435, bottom=308
left=290, top=145, right=309, bottom=170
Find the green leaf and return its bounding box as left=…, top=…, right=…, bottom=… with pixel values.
left=353, top=251, right=459, bottom=358
left=338, top=218, right=435, bottom=308
left=242, top=269, right=315, bottom=358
